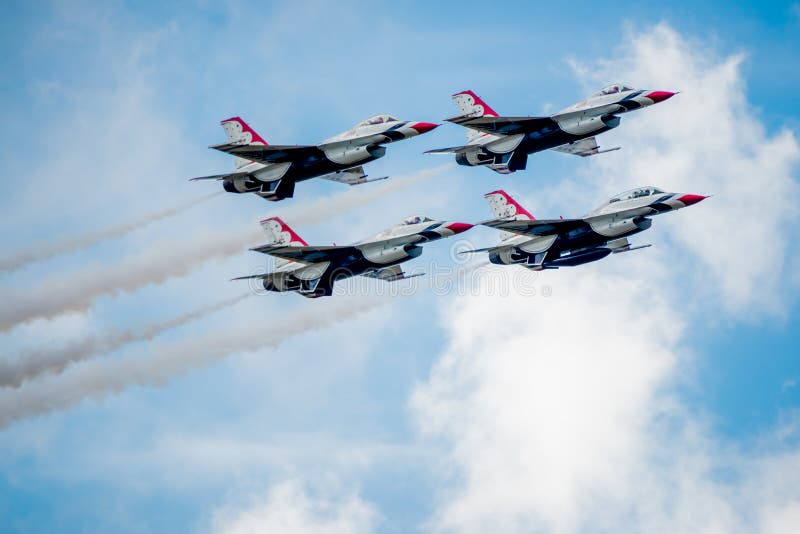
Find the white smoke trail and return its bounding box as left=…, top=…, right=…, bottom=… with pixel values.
left=0, top=164, right=451, bottom=332
left=0, top=293, right=250, bottom=388
left=0, top=191, right=222, bottom=272
left=0, top=296, right=383, bottom=429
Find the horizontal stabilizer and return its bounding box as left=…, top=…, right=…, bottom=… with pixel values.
left=445, top=115, right=555, bottom=136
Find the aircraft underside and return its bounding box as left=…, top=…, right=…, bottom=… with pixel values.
left=223, top=146, right=385, bottom=201
left=262, top=250, right=420, bottom=298
left=492, top=223, right=648, bottom=270
left=457, top=118, right=618, bottom=173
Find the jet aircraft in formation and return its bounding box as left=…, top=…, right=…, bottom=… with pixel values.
left=233, top=216, right=472, bottom=298
left=472, top=187, right=706, bottom=269
left=426, top=85, right=676, bottom=173
left=192, top=115, right=437, bottom=201
left=198, top=84, right=706, bottom=296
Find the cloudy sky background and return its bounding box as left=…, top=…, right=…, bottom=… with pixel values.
left=1, top=1, right=799, bottom=532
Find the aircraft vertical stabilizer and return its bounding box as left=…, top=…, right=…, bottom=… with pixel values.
left=452, top=90, right=498, bottom=142
left=221, top=117, right=268, bottom=169
left=259, top=217, right=307, bottom=268
left=484, top=190, right=534, bottom=242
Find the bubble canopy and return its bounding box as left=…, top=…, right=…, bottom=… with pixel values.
left=607, top=186, right=665, bottom=203
left=590, top=84, right=634, bottom=98
left=400, top=215, right=434, bottom=225
left=357, top=114, right=399, bottom=127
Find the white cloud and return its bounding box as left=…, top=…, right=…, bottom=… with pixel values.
left=211, top=479, right=377, bottom=534
left=570, top=23, right=800, bottom=316
left=412, top=23, right=800, bottom=534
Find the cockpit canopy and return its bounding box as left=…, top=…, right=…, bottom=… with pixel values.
left=608, top=186, right=665, bottom=204
left=357, top=114, right=399, bottom=127
left=401, top=215, right=434, bottom=225
left=590, top=84, right=634, bottom=98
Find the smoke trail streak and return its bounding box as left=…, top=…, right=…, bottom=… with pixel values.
left=0, top=297, right=383, bottom=429
left=0, top=293, right=250, bottom=388
left=0, top=191, right=222, bottom=272
left=0, top=164, right=452, bottom=332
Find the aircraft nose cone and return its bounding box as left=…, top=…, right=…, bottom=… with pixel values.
left=446, top=222, right=473, bottom=234
left=411, top=122, right=439, bottom=134
left=647, top=91, right=676, bottom=104
left=677, top=194, right=707, bottom=206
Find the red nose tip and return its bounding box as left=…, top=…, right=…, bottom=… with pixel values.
left=446, top=222, right=473, bottom=234
left=411, top=122, right=439, bottom=134
left=677, top=194, right=707, bottom=206
left=647, top=91, right=676, bottom=104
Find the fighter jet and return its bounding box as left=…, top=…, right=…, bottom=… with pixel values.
left=192, top=115, right=438, bottom=201
left=234, top=215, right=473, bottom=297
left=471, top=187, right=706, bottom=270
left=426, top=85, right=676, bottom=174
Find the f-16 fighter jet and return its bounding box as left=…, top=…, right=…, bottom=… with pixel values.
left=426, top=85, right=676, bottom=174
left=192, top=115, right=438, bottom=201
left=234, top=215, right=473, bottom=297
left=473, top=187, right=706, bottom=270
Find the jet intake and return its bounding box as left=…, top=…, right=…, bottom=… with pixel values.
left=633, top=216, right=652, bottom=231
left=602, top=114, right=621, bottom=129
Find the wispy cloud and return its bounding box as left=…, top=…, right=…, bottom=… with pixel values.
left=212, top=479, right=377, bottom=534
left=414, top=23, right=800, bottom=533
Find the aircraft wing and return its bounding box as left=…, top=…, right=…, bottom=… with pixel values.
left=424, top=144, right=476, bottom=155
left=551, top=137, right=620, bottom=157
left=445, top=115, right=555, bottom=136
left=189, top=171, right=251, bottom=181
left=481, top=217, right=588, bottom=237
left=361, top=265, right=423, bottom=282
left=210, top=143, right=319, bottom=164
left=250, top=243, right=355, bottom=264
left=319, top=166, right=388, bottom=186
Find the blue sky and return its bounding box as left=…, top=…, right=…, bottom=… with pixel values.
left=1, top=1, right=799, bottom=532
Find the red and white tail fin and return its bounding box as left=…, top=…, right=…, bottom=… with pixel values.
left=259, top=217, right=307, bottom=246
left=259, top=217, right=307, bottom=267
left=485, top=190, right=534, bottom=242
left=453, top=90, right=499, bottom=142
left=484, top=190, right=534, bottom=220
left=221, top=117, right=268, bottom=169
